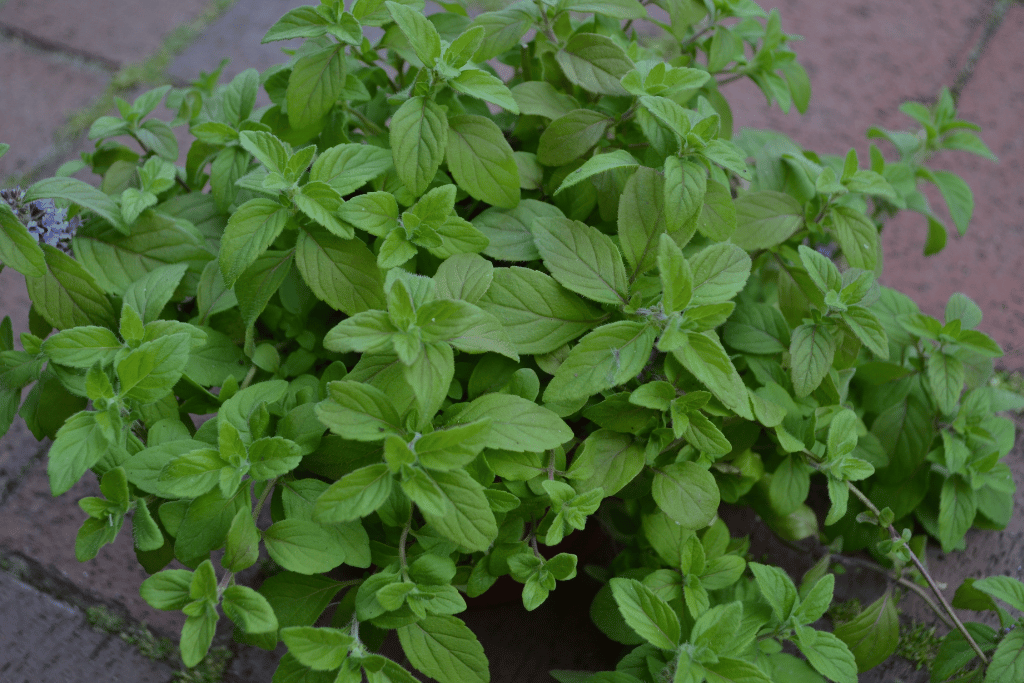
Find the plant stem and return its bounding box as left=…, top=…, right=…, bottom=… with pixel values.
left=399, top=507, right=413, bottom=570
left=846, top=481, right=989, bottom=664
left=240, top=364, right=258, bottom=390
left=344, top=104, right=386, bottom=137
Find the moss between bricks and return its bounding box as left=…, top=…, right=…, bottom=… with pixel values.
left=85, top=604, right=231, bottom=683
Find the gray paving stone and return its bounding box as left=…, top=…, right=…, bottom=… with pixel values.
left=0, top=39, right=109, bottom=182
left=0, top=457, right=187, bottom=636
left=878, top=6, right=1024, bottom=370
left=0, top=570, right=176, bottom=682
left=0, top=0, right=211, bottom=66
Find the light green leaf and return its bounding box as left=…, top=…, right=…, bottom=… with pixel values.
left=536, top=109, right=613, bottom=167
left=833, top=590, right=899, bottom=672
left=180, top=608, right=218, bottom=668
left=287, top=44, right=346, bottom=129
left=671, top=331, right=753, bottom=420
left=511, top=81, right=579, bottom=120
left=789, top=323, right=835, bottom=398
left=281, top=626, right=353, bottom=671
left=664, top=157, right=706, bottom=237
left=938, top=475, right=976, bottom=553
left=830, top=206, right=880, bottom=274
left=316, top=380, right=404, bottom=441
left=249, top=436, right=303, bottom=480
left=446, top=114, right=520, bottom=209
left=722, top=303, right=790, bottom=354
left=688, top=242, right=750, bottom=306
left=794, top=625, right=858, bottom=683
left=478, top=266, right=605, bottom=355
left=387, top=0, right=441, bottom=66
left=473, top=199, right=563, bottom=262
left=418, top=468, right=497, bottom=551
left=566, top=429, right=645, bottom=496
left=41, top=327, right=122, bottom=368
left=467, top=1, right=538, bottom=61
left=117, top=332, right=191, bottom=403
left=262, top=7, right=331, bottom=42
left=310, top=144, right=394, bottom=196
left=397, top=615, right=490, bottom=683
left=985, top=628, right=1024, bottom=683
left=841, top=306, right=888, bottom=358
left=122, top=263, right=188, bottom=324
left=47, top=410, right=108, bottom=495
left=533, top=217, right=628, bottom=305
left=448, top=393, right=573, bottom=452
left=696, top=179, right=737, bottom=242
left=928, top=169, right=973, bottom=237
left=927, top=351, right=964, bottom=415
left=619, top=166, right=668, bottom=279
left=449, top=69, right=519, bottom=114
left=140, top=570, right=193, bottom=611
left=0, top=203, right=46, bottom=277
left=651, top=461, right=719, bottom=529
left=238, top=130, right=289, bottom=173
left=555, top=33, right=633, bottom=96
left=609, top=577, right=680, bottom=650
left=263, top=520, right=347, bottom=574
left=556, top=149, right=639, bottom=195
left=732, top=191, right=803, bottom=251
left=219, top=198, right=290, bottom=287
left=26, top=245, right=116, bottom=329
left=295, top=225, right=386, bottom=314
left=658, top=233, right=693, bottom=314
left=390, top=99, right=446, bottom=197
left=433, top=253, right=493, bottom=303
left=545, top=321, right=657, bottom=402
left=748, top=562, right=798, bottom=622
left=222, top=585, right=279, bottom=634
left=562, top=0, right=646, bottom=19
left=25, top=177, right=126, bottom=234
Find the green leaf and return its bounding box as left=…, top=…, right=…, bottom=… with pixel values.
left=387, top=1, right=441, bottom=66
left=392, top=98, right=449, bottom=196
left=219, top=198, right=290, bottom=287
left=218, top=380, right=288, bottom=445
left=830, top=206, right=880, bottom=274
left=609, top=577, right=680, bottom=650
left=117, top=332, right=191, bottom=403
left=789, top=323, right=835, bottom=398
left=619, top=166, right=668, bottom=279
left=688, top=242, right=751, bottom=306
left=433, top=253, right=493, bottom=303
left=768, top=455, right=811, bottom=516
left=833, top=590, right=899, bottom=672
left=545, top=321, right=657, bottom=402
left=0, top=204, right=46, bottom=277
left=418, top=299, right=518, bottom=359
left=938, top=475, right=976, bottom=553
left=652, top=461, right=719, bottom=529
left=131, top=500, right=164, bottom=552
left=703, top=658, right=772, bottom=683
left=658, top=233, right=693, bottom=314
left=536, top=109, right=613, bottom=167
left=122, top=263, right=189, bottom=324
left=263, top=520, right=347, bottom=574
left=316, top=380, right=404, bottom=441
left=664, top=157, right=706, bottom=237
left=281, top=626, right=353, bottom=671
left=794, top=626, right=858, bottom=683
left=287, top=44, right=346, bottom=129
left=222, top=585, right=279, bottom=634
left=140, top=569, right=192, bottom=611
left=449, top=69, right=519, bottom=114
left=841, top=306, right=888, bottom=358
left=310, top=144, right=394, bottom=196
left=258, top=572, right=343, bottom=630
left=468, top=2, right=538, bottom=61
left=566, top=429, right=645, bottom=496
left=562, top=0, right=646, bottom=19
left=25, top=177, right=126, bottom=234
left=556, top=149, right=639, bottom=195
left=973, top=576, right=1024, bottom=612
left=748, top=562, right=797, bottom=622
left=174, top=487, right=250, bottom=567
left=510, top=81, right=578, bottom=120
left=445, top=114, right=520, bottom=209
left=927, top=351, right=964, bottom=415
left=180, top=607, right=218, bottom=668
left=296, top=225, right=386, bottom=315
left=797, top=245, right=842, bottom=295
left=222, top=507, right=260, bottom=572
left=478, top=267, right=604, bottom=355
left=236, top=250, right=294, bottom=353
left=696, top=179, right=736, bottom=241
left=671, top=331, right=753, bottom=420
left=315, top=464, right=394, bottom=523
left=293, top=182, right=349, bottom=238
left=47, top=410, right=107, bottom=495
left=418, top=468, right=497, bottom=552
left=927, top=169, right=973, bottom=236
left=397, top=616, right=490, bottom=683
left=555, top=33, right=633, bottom=96
left=722, top=303, right=790, bottom=354
left=249, top=436, right=303, bottom=480
left=262, top=7, right=330, bottom=41
left=448, top=393, right=573, bottom=452
left=238, top=130, right=289, bottom=174
left=41, top=327, right=122, bottom=368
left=26, top=245, right=116, bottom=330
left=945, top=292, right=983, bottom=330
left=986, top=629, right=1024, bottom=683
left=533, top=217, right=628, bottom=305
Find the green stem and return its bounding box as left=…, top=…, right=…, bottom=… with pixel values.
left=846, top=481, right=989, bottom=665
left=240, top=364, right=258, bottom=390
left=344, top=104, right=386, bottom=137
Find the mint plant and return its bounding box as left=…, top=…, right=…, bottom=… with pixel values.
left=0, top=0, right=1018, bottom=681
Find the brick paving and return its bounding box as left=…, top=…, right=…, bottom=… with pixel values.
left=1, top=1, right=1022, bottom=682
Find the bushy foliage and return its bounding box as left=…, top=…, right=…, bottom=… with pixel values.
left=1, top=0, right=1021, bottom=681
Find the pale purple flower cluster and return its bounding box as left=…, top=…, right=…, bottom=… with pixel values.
left=1, top=186, right=79, bottom=255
